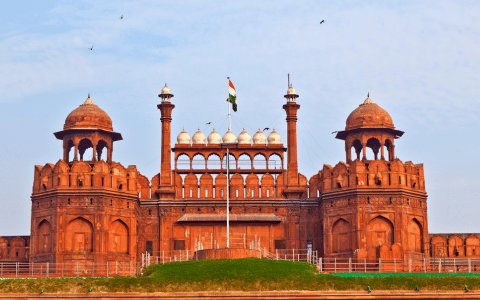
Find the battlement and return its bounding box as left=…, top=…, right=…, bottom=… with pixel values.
left=318, top=158, right=426, bottom=193
left=32, top=160, right=140, bottom=195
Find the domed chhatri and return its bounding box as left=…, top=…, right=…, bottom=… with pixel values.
left=267, top=127, right=281, bottom=144
left=177, top=127, right=191, bottom=144
left=345, top=97, right=394, bottom=130
left=222, top=126, right=236, bottom=144
left=64, top=94, right=113, bottom=131
left=253, top=127, right=266, bottom=144
left=287, top=86, right=296, bottom=95
left=161, top=83, right=170, bottom=95
left=207, top=128, right=221, bottom=144
left=192, top=127, right=206, bottom=144
left=237, top=128, right=251, bottom=144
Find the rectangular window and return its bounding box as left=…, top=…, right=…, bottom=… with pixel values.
left=205, top=189, right=208, bottom=197
left=236, top=189, right=238, bottom=197
left=190, top=189, right=192, bottom=197
left=221, top=189, right=223, bottom=197
left=174, top=240, right=185, bottom=250
left=275, top=240, right=286, bottom=249
left=251, top=190, right=254, bottom=197
left=146, top=241, right=153, bottom=255
left=267, top=189, right=270, bottom=197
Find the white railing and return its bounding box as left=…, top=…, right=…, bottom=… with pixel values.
left=0, top=261, right=135, bottom=279
left=318, top=257, right=480, bottom=274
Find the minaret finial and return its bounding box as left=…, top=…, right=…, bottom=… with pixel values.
left=88, top=93, right=90, bottom=98
left=368, top=92, right=369, bottom=98
left=288, top=73, right=290, bottom=89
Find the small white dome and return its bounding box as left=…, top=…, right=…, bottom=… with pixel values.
left=161, top=83, right=171, bottom=95
left=237, top=128, right=251, bottom=144
left=207, top=128, right=221, bottom=144
left=287, top=85, right=296, bottom=95
left=177, top=127, right=191, bottom=144
left=192, top=127, right=206, bottom=144
left=222, top=126, right=236, bottom=144
left=253, top=127, right=266, bottom=144
left=267, top=127, right=281, bottom=144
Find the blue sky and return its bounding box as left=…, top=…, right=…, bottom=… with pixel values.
left=1, top=0, right=479, bottom=235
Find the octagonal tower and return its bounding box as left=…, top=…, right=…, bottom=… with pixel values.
left=321, top=95, right=428, bottom=261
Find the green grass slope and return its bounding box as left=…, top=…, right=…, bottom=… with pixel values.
left=0, top=258, right=479, bottom=294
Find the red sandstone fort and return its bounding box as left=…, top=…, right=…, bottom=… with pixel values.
left=0, top=83, right=477, bottom=268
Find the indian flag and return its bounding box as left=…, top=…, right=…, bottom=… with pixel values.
left=228, top=79, right=237, bottom=112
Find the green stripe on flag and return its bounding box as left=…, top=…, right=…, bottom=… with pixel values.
left=229, top=94, right=237, bottom=112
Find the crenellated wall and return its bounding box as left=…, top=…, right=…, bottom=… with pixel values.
left=30, top=160, right=141, bottom=267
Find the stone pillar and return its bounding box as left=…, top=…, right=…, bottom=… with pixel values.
left=283, top=102, right=300, bottom=186
left=74, top=143, right=78, bottom=161
left=362, top=142, right=367, bottom=161
left=380, top=142, right=385, bottom=160
left=156, top=84, right=176, bottom=200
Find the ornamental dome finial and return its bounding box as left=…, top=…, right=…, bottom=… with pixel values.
left=207, top=127, right=221, bottom=144
left=267, top=127, right=281, bottom=144
left=253, top=127, right=266, bottom=144
left=222, top=126, right=236, bottom=144
left=237, top=127, right=251, bottom=144
left=177, top=127, right=191, bottom=144
left=192, top=127, right=206, bottom=144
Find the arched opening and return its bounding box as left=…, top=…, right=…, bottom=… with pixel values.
left=366, top=216, right=394, bottom=250
left=37, top=220, right=52, bottom=254
left=268, top=153, right=283, bottom=170
left=65, top=217, right=93, bottom=252
left=66, top=140, right=75, bottom=162
left=466, top=236, right=480, bottom=257
left=108, top=219, right=129, bottom=254
left=407, top=219, right=422, bottom=252
left=222, top=153, right=236, bottom=170
left=332, top=218, right=351, bottom=253
left=238, top=153, right=252, bottom=170
left=176, top=154, right=190, bottom=170
left=96, top=140, right=108, bottom=161
left=351, top=139, right=362, bottom=160
left=253, top=153, right=267, bottom=169
left=192, top=153, right=206, bottom=170
left=78, top=138, right=94, bottom=161
left=206, top=153, right=221, bottom=170
left=366, top=138, right=381, bottom=160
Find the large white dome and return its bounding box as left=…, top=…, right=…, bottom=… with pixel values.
left=222, top=126, right=236, bottom=144
left=267, top=127, right=281, bottom=144
left=192, top=127, right=206, bottom=144
left=253, top=127, right=266, bottom=144
left=237, top=128, right=251, bottom=144
left=177, top=127, right=191, bottom=144
left=207, top=128, right=221, bottom=144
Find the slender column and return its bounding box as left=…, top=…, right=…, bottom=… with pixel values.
left=92, top=143, right=97, bottom=161
left=282, top=102, right=300, bottom=186
left=346, top=144, right=351, bottom=163
left=107, top=146, right=113, bottom=164
left=362, top=142, right=367, bottom=161
left=380, top=143, right=385, bottom=160
left=74, top=143, right=78, bottom=161
left=63, top=144, right=68, bottom=162
left=157, top=85, right=175, bottom=191
left=390, top=145, right=395, bottom=161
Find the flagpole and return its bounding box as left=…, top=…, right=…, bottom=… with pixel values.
left=226, top=77, right=230, bottom=249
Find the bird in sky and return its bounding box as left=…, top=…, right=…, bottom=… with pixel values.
left=263, top=127, right=270, bottom=131
left=88, top=46, right=93, bottom=50
left=120, top=15, right=123, bottom=19
left=206, top=122, right=211, bottom=125
left=332, top=131, right=338, bottom=134
left=320, top=20, right=324, bottom=24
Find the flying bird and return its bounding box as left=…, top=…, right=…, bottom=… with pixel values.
left=263, top=127, right=270, bottom=131
left=120, top=15, right=123, bottom=19
left=88, top=46, right=93, bottom=50
left=206, top=122, right=211, bottom=125
left=332, top=131, right=338, bottom=134
left=320, top=20, right=324, bottom=24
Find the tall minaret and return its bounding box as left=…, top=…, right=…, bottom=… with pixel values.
left=157, top=84, right=176, bottom=199
left=282, top=80, right=304, bottom=199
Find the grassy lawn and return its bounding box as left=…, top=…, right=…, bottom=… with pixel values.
left=0, top=258, right=479, bottom=293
